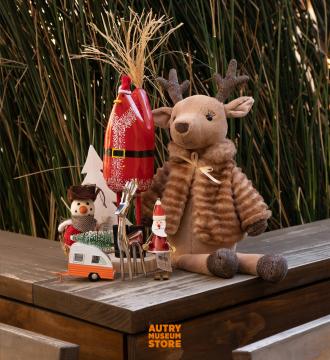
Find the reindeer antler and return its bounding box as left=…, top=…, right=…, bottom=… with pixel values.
left=156, top=69, right=190, bottom=104
left=214, top=59, right=249, bottom=103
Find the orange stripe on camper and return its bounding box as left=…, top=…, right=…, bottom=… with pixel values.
left=68, top=263, right=115, bottom=280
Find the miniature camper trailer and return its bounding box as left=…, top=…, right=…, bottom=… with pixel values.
left=65, top=243, right=115, bottom=281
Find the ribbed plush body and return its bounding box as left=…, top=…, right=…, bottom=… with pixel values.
left=142, top=139, right=271, bottom=251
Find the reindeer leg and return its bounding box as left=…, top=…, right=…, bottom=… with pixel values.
left=132, top=245, right=138, bottom=276
left=119, top=250, right=125, bottom=281
left=236, top=253, right=262, bottom=275
left=137, top=245, right=147, bottom=276
left=237, top=252, right=288, bottom=282
left=174, top=254, right=212, bottom=276
left=175, top=249, right=240, bottom=279
left=178, top=250, right=288, bottom=282
left=125, top=248, right=133, bottom=280
left=121, top=233, right=133, bottom=280
left=118, top=236, right=125, bottom=280
left=117, top=217, right=127, bottom=280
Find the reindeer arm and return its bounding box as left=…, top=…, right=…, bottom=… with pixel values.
left=161, top=161, right=194, bottom=235
left=232, top=167, right=271, bottom=236
left=141, top=162, right=171, bottom=220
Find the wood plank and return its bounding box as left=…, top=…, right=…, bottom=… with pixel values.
left=33, top=219, right=330, bottom=333
left=0, top=231, right=66, bottom=303
left=127, top=280, right=330, bottom=360
left=232, top=315, right=330, bottom=360
left=0, top=296, right=124, bottom=360
left=238, top=218, right=330, bottom=257
left=0, top=322, right=79, bottom=360
left=1, top=220, right=330, bottom=333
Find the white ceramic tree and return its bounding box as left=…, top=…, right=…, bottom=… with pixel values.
left=81, top=145, right=122, bottom=226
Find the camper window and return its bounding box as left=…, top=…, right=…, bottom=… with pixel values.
left=74, top=253, right=84, bottom=262
left=92, top=255, right=107, bottom=265
left=92, top=256, right=100, bottom=264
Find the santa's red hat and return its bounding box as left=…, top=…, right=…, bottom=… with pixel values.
left=153, top=199, right=165, bottom=221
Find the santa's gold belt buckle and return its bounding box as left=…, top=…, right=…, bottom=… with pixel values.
left=112, top=148, right=126, bottom=158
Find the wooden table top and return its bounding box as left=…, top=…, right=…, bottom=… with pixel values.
left=1, top=219, right=330, bottom=334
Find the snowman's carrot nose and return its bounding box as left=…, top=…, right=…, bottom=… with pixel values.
left=79, top=206, right=88, bottom=214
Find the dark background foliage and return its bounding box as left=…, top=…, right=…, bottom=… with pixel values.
left=0, top=0, right=329, bottom=239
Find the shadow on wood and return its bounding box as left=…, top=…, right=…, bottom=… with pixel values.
left=0, top=322, right=79, bottom=360
left=232, top=315, right=330, bottom=360
left=0, top=297, right=124, bottom=360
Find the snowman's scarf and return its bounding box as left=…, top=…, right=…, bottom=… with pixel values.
left=72, top=215, right=97, bottom=233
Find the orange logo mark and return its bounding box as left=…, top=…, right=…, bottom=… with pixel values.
left=148, top=324, right=182, bottom=348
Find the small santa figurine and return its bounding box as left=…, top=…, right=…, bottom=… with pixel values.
left=58, top=184, right=101, bottom=254
left=144, top=198, right=173, bottom=280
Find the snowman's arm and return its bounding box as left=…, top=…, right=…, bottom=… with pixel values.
left=58, top=219, right=72, bottom=233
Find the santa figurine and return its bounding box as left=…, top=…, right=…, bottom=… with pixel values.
left=58, top=184, right=102, bottom=254
left=144, top=198, right=173, bottom=280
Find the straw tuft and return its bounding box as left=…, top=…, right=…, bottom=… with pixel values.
left=77, top=8, right=183, bottom=88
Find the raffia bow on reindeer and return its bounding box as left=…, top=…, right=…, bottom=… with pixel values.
left=177, top=152, right=221, bottom=185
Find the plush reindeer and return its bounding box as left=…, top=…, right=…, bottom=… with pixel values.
left=142, top=60, right=288, bottom=282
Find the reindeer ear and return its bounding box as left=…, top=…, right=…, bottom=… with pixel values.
left=224, top=96, right=254, bottom=118
left=152, top=107, right=172, bottom=128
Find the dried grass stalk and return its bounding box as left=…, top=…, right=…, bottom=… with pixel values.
left=78, top=8, right=182, bottom=87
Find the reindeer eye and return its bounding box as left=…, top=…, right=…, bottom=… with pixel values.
left=206, top=111, right=215, bottom=121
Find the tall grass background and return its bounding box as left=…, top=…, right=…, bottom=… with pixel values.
left=0, top=1, right=329, bottom=240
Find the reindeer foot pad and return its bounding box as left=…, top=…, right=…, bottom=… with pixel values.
left=256, top=254, right=288, bottom=282
left=207, top=249, right=239, bottom=279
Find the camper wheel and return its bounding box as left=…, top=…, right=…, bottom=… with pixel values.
left=88, top=273, right=100, bottom=282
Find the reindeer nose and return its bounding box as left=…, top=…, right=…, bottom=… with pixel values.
left=175, top=122, right=189, bottom=133
left=79, top=206, right=88, bottom=214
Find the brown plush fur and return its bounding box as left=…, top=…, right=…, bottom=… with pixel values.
left=143, top=139, right=271, bottom=247
left=142, top=162, right=170, bottom=218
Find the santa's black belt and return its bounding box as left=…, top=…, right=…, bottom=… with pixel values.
left=105, top=148, right=154, bottom=158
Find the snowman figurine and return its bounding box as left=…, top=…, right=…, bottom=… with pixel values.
left=144, top=198, right=173, bottom=280
left=58, top=184, right=100, bottom=254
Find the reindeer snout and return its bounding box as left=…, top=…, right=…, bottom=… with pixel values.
left=175, top=122, right=189, bottom=134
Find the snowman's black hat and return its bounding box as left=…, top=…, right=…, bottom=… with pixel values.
left=67, top=184, right=98, bottom=204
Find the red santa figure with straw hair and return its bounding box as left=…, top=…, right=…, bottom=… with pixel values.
left=103, top=75, right=154, bottom=225
left=144, top=198, right=173, bottom=280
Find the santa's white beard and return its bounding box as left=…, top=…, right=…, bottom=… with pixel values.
left=152, top=227, right=167, bottom=237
